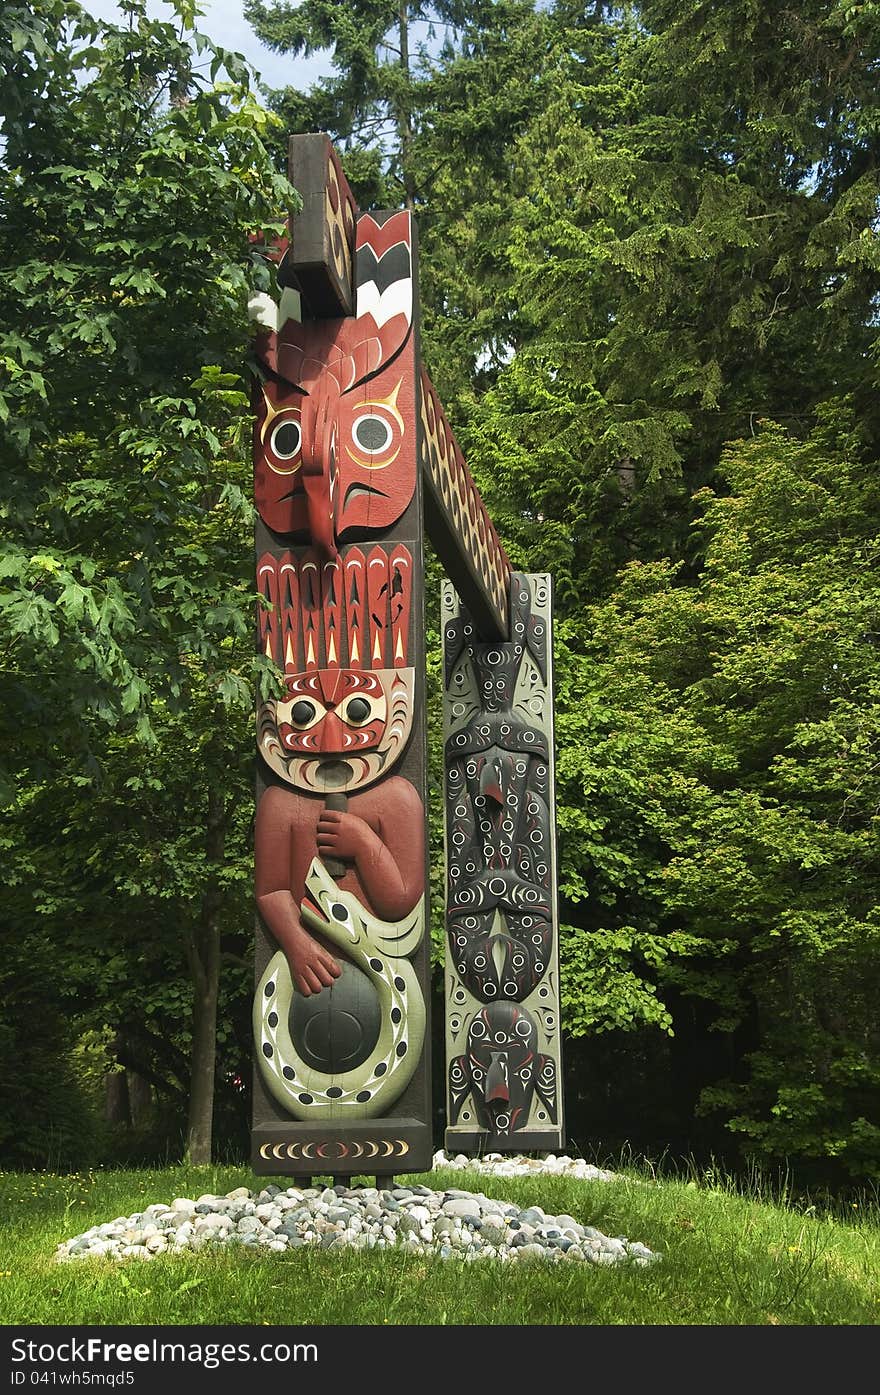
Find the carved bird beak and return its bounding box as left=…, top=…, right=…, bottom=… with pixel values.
left=480, top=757, right=505, bottom=808
left=485, top=1051, right=510, bottom=1104
left=300, top=381, right=340, bottom=559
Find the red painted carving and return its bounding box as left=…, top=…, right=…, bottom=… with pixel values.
left=254, top=212, right=416, bottom=555
left=255, top=777, right=424, bottom=996
left=253, top=189, right=428, bottom=1168
left=256, top=543, right=421, bottom=996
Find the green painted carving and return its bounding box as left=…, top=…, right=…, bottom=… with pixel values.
left=254, top=855, right=426, bottom=1120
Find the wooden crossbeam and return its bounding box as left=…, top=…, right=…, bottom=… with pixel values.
left=286, top=134, right=358, bottom=318
left=419, top=368, right=510, bottom=639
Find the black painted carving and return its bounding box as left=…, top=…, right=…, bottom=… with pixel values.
left=448, top=1002, right=557, bottom=1137
left=443, top=573, right=564, bottom=1150
left=445, top=578, right=553, bottom=1002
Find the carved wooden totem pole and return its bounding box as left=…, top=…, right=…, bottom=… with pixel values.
left=250, top=134, right=563, bottom=1175
left=251, top=137, right=430, bottom=1174
left=442, top=576, right=564, bottom=1151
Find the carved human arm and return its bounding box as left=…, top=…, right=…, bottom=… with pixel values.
left=315, top=777, right=425, bottom=921
left=255, top=786, right=341, bottom=996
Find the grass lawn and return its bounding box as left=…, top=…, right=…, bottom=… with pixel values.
left=1, top=1161, right=878, bottom=1326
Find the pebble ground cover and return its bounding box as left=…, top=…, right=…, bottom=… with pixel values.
left=55, top=1153, right=660, bottom=1270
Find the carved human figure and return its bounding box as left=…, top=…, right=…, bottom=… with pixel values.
left=256, top=768, right=424, bottom=996
left=252, top=545, right=426, bottom=1120
left=255, top=547, right=421, bottom=998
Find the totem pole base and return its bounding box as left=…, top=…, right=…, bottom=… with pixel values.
left=252, top=1118, right=431, bottom=1176
left=445, top=1128, right=564, bottom=1155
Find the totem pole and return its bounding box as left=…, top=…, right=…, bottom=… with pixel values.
left=250, top=137, right=430, bottom=1175
left=442, top=576, right=565, bottom=1151
left=250, top=135, right=563, bottom=1177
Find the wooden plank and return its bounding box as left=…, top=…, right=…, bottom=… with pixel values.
left=285, top=133, right=358, bottom=318
left=419, top=367, right=511, bottom=640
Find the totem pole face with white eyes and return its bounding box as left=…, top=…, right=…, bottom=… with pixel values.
left=448, top=1001, right=557, bottom=1137
left=254, top=210, right=416, bottom=557
left=256, top=542, right=416, bottom=794
left=254, top=371, right=415, bottom=551
left=257, top=663, right=416, bottom=794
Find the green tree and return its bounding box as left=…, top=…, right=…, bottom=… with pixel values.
left=0, top=0, right=292, bottom=1163
left=245, top=0, right=478, bottom=206
left=555, top=407, right=880, bottom=1182
left=438, top=0, right=879, bottom=598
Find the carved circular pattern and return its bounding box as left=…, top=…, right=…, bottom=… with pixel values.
left=442, top=574, right=562, bottom=1140
left=254, top=858, right=426, bottom=1121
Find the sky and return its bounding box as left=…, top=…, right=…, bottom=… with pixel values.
left=82, top=0, right=333, bottom=92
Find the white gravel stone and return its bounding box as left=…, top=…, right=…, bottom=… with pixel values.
left=433, top=1149, right=618, bottom=1184
left=54, top=1154, right=660, bottom=1271
left=442, top=1198, right=482, bottom=1219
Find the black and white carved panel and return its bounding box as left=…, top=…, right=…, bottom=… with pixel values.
left=442, top=573, right=564, bottom=1151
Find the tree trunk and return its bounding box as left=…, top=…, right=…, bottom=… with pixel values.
left=184, top=784, right=225, bottom=1165
left=128, top=1071, right=153, bottom=1126
left=105, top=1032, right=132, bottom=1126
left=398, top=1, right=415, bottom=210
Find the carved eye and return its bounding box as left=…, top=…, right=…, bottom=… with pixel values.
left=348, top=392, right=403, bottom=467
left=331, top=903, right=349, bottom=923
left=290, top=700, right=316, bottom=726
left=345, top=696, right=372, bottom=725
left=270, top=418, right=301, bottom=460
left=353, top=415, right=392, bottom=454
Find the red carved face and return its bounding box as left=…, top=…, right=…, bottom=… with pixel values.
left=254, top=368, right=415, bottom=546
left=278, top=670, right=386, bottom=755
left=254, top=210, right=416, bottom=553
left=258, top=666, right=415, bottom=793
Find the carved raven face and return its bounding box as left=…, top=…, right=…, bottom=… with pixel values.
left=254, top=211, right=416, bottom=556
left=254, top=368, right=416, bottom=550
left=449, top=1001, right=557, bottom=1136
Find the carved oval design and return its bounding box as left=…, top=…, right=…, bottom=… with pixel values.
left=289, top=958, right=382, bottom=1073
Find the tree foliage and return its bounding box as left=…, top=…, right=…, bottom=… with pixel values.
left=245, top=0, right=486, bottom=205
left=555, top=407, right=880, bottom=1177
left=451, top=2, right=880, bottom=603
left=0, top=0, right=291, bottom=1163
